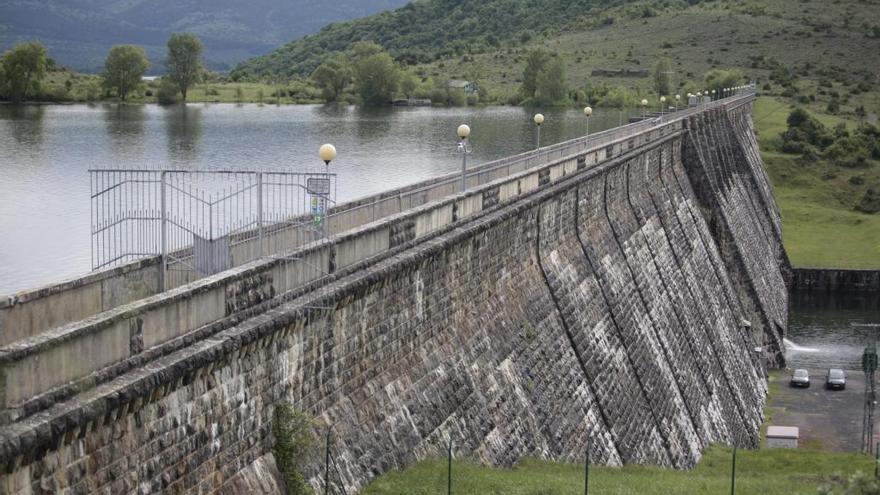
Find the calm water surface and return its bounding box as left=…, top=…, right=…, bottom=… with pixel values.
left=786, top=291, right=880, bottom=370
left=0, top=103, right=633, bottom=293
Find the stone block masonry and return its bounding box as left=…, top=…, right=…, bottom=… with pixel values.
left=0, top=95, right=785, bottom=494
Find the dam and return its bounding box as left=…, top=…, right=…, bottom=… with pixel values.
left=0, top=90, right=789, bottom=493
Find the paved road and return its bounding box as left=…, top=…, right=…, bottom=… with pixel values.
left=768, top=369, right=880, bottom=452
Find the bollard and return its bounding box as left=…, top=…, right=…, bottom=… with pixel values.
left=448, top=439, right=453, bottom=495
left=584, top=436, right=590, bottom=495
left=730, top=442, right=737, bottom=495
left=325, top=427, right=331, bottom=495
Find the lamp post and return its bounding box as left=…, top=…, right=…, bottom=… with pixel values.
left=675, top=94, right=680, bottom=110
left=534, top=113, right=544, bottom=149
left=641, top=99, right=648, bottom=118
left=711, top=89, right=716, bottom=101
left=317, top=144, right=336, bottom=238
left=659, top=96, right=666, bottom=115
left=457, top=124, right=472, bottom=192
left=583, top=106, right=593, bottom=141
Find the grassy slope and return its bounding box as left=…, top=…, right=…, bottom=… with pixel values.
left=364, top=446, right=872, bottom=494
left=400, top=0, right=880, bottom=102
left=753, top=97, right=880, bottom=269
left=364, top=371, right=869, bottom=494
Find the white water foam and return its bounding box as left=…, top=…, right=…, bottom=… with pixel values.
left=784, top=338, right=820, bottom=353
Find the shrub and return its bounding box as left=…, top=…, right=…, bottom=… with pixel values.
left=855, top=189, right=880, bottom=214
left=272, top=403, right=315, bottom=495
left=782, top=108, right=834, bottom=150
left=156, top=80, right=180, bottom=105
left=826, top=98, right=840, bottom=113
left=849, top=175, right=866, bottom=185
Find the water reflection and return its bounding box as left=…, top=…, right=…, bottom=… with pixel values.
left=787, top=290, right=880, bottom=370
left=353, top=106, right=395, bottom=141
left=5, top=105, right=45, bottom=149
left=165, top=105, right=202, bottom=166
left=103, top=104, right=146, bottom=165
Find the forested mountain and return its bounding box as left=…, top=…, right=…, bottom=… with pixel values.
left=0, top=0, right=408, bottom=72
left=234, top=0, right=634, bottom=77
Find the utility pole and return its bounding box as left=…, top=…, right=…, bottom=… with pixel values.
left=863, top=346, right=878, bottom=454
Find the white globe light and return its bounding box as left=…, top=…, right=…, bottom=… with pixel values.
left=675, top=94, right=681, bottom=100
left=660, top=96, right=666, bottom=103
left=319, top=143, right=337, bottom=164
left=534, top=113, right=545, bottom=125
left=457, top=124, right=471, bottom=139
left=583, top=106, right=593, bottom=117
left=641, top=99, right=648, bottom=106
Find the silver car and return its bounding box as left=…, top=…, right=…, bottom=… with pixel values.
left=826, top=369, right=846, bottom=390
left=790, top=369, right=810, bottom=388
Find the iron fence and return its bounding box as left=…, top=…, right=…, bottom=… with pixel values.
left=90, top=169, right=336, bottom=290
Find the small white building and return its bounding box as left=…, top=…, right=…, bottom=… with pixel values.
left=766, top=426, right=799, bottom=449
left=445, top=80, right=479, bottom=94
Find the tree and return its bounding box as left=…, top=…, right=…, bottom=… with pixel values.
left=103, top=45, right=150, bottom=101
left=310, top=54, right=351, bottom=102
left=653, top=58, right=672, bottom=96
left=704, top=68, right=744, bottom=97
left=0, top=63, right=6, bottom=99
left=521, top=50, right=549, bottom=99
left=351, top=42, right=399, bottom=106
left=400, top=70, right=419, bottom=99
left=165, top=33, right=203, bottom=101
left=1, top=41, right=48, bottom=102
left=535, top=58, right=568, bottom=105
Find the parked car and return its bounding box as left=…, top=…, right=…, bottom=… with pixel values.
left=826, top=369, right=846, bottom=390
left=790, top=369, right=810, bottom=388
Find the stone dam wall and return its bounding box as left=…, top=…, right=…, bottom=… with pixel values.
left=790, top=268, right=880, bottom=293
left=0, top=95, right=788, bottom=494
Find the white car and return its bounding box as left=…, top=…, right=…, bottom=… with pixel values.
left=826, top=369, right=846, bottom=390
left=790, top=369, right=810, bottom=388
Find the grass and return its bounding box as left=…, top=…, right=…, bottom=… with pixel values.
left=364, top=369, right=874, bottom=494
left=752, top=97, right=880, bottom=269
left=364, top=445, right=873, bottom=495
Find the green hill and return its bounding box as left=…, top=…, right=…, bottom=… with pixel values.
left=0, top=0, right=408, bottom=72
left=234, top=0, right=880, bottom=100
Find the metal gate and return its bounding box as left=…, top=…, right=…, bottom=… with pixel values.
left=90, top=169, right=337, bottom=290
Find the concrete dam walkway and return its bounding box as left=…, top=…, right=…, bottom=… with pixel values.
left=0, top=92, right=789, bottom=494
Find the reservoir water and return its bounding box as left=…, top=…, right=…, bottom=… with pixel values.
left=0, top=103, right=633, bottom=294
left=786, top=290, right=880, bottom=370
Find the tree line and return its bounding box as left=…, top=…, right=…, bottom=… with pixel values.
left=0, top=33, right=205, bottom=103
left=1, top=35, right=745, bottom=108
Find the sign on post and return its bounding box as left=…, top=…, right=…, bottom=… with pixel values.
left=311, top=195, right=327, bottom=226
left=307, top=177, right=331, bottom=195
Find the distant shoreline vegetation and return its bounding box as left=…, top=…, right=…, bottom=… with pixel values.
left=0, top=36, right=744, bottom=110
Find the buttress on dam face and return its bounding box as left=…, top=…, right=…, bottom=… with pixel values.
left=0, top=93, right=788, bottom=494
